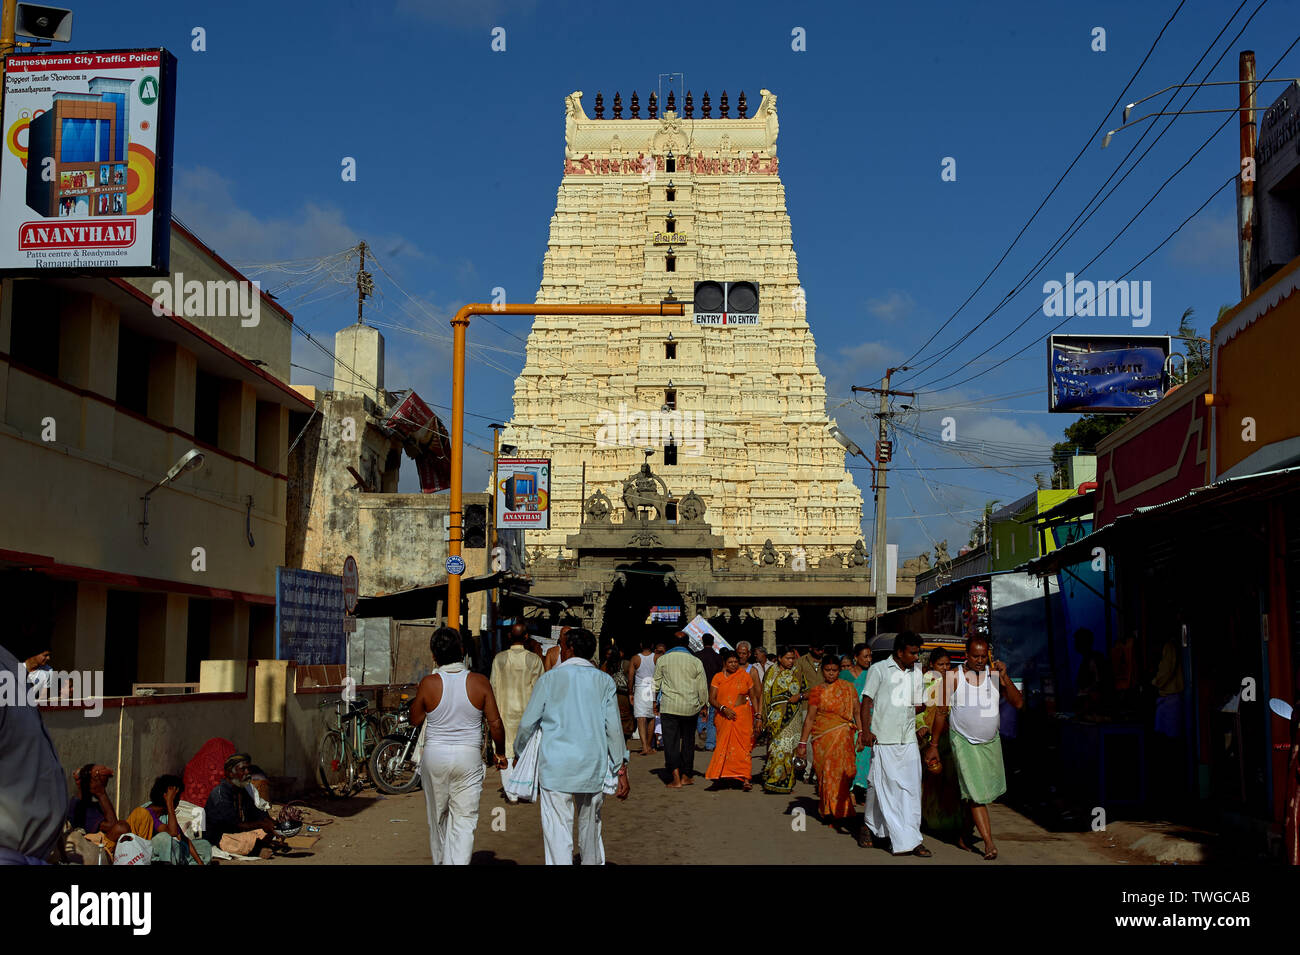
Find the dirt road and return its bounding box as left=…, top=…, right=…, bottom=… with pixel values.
left=272, top=752, right=1123, bottom=866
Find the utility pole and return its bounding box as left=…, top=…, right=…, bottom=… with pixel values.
left=852, top=368, right=914, bottom=627
left=355, top=241, right=372, bottom=325
left=488, top=423, right=505, bottom=656
left=1237, top=50, right=1257, bottom=300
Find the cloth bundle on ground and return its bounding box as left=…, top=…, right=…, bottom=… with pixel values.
left=183, top=737, right=236, bottom=810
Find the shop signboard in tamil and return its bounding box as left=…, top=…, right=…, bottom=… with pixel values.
left=496, top=458, right=550, bottom=529
left=1048, top=334, right=1170, bottom=413
left=275, top=567, right=345, bottom=665
left=0, top=49, right=177, bottom=275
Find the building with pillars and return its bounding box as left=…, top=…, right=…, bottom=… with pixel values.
left=498, top=88, right=864, bottom=561
left=523, top=456, right=923, bottom=654
left=0, top=221, right=311, bottom=695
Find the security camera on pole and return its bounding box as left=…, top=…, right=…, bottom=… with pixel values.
left=852, top=369, right=913, bottom=631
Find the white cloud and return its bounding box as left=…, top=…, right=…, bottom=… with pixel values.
left=865, top=289, right=916, bottom=322
left=1167, top=207, right=1236, bottom=271
left=820, top=339, right=905, bottom=412
left=172, top=165, right=420, bottom=269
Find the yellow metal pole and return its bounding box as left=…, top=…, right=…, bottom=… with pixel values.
left=446, top=302, right=686, bottom=627
left=0, top=0, right=16, bottom=60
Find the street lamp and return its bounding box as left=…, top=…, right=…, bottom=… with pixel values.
left=140, top=449, right=204, bottom=545
left=828, top=423, right=868, bottom=465
left=1102, top=105, right=1271, bottom=148
left=1122, top=77, right=1296, bottom=123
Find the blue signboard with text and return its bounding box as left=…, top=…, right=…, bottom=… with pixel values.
left=275, top=567, right=345, bottom=665
left=1049, top=335, right=1170, bottom=413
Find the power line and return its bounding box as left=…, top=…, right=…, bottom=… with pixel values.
left=896, top=0, right=1191, bottom=372
left=901, top=0, right=1261, bottom=387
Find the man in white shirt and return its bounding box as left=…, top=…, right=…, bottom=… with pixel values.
left=857, top=631, right=930, bottom=856
left=490, top=625, right=545, bottom=803
left=514, top=628, right=629, bottom=864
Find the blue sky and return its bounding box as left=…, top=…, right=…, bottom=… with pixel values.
left=76, top=0, right=1297, bottom=558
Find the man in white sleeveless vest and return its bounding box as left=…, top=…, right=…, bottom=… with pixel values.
left=514, top=628, right=630, bottom=864
left=927, top=635, right=1023, bottom=860
left=411, top=627, right=507, bottom=865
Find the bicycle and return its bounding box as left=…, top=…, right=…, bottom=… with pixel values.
left=317, top=697, right=382, bottom=797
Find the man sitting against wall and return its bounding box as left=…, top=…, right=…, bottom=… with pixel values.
left=204, top=752, right=279, bottom=858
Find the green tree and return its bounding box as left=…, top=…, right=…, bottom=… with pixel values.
left=1174, top=306, right=1212, bottom=380
left=1052, top=415, right=1125, bottom=487
left=968, top=499, right=998, bottom=548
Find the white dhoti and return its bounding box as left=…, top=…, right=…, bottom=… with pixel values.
left=539, top=788, right=606, bottom=865
left=863, top=743, right=923, bottom=853
left=633, top=681, right=654, bottom=718
left=420, top=744, right=485, bottom=865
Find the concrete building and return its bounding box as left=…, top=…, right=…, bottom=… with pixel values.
left=286, top=320, right=493, bottom=664
left=0, top=220, right=311, bottom=694
left=499, top=88, right=864, bottom=561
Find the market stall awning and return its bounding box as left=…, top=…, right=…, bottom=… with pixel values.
left=1024, top=465, right=1300, bottom=578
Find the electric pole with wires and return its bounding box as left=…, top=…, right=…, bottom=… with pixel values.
left=853, top=368, right=914, bottom=625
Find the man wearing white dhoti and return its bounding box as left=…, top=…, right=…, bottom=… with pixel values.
left=515, top=628, right=630, bottom=864
left=857, top=631, right=931, bottom=857
left=412, top=628, right=507, bottom=865
left=490, top=625, right=544, bottom=803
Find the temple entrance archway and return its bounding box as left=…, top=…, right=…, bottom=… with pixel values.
left=598, top=560, right=684, bottom=657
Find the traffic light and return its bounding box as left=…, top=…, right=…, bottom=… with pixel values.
left=693, top=281, right=759, bottom=326
left=464, top=504, right=487, bottom=548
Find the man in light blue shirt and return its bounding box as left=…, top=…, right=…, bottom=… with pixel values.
left=515, top=628, right=629, bottom=864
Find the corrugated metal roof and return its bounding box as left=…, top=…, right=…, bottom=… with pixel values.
left=1023, top=465, right=1300, bottom=576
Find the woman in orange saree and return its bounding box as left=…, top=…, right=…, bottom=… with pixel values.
left=706, top=650, right=759, bottom=791
left=797, top=656, right=860, bottom=825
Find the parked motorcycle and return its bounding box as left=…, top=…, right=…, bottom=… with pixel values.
left=368, top=694, right=422, bottom=794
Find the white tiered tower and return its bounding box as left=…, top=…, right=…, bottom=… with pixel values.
left=501, top=88, right=864, bottom=560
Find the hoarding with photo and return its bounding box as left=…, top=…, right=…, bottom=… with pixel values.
left=0, top=49, right=176, bottom=275
left=1048, top=334, right=1170, bottom=413
left=495, top=457, right=550, bottom=529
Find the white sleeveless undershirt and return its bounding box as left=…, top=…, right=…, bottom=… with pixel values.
left=423, top=668, right=483, bottom=751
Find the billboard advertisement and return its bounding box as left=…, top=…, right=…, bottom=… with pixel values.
left=275, top=567, right=345, bottom=666
left=1048, top=334, right=1170, bottom=414
left=495, top=457, right=550, bottom=529
left=0, top=49, right=177, bottom=275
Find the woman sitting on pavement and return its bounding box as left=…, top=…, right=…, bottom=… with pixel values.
left=124, top=775, right=212, bottom=865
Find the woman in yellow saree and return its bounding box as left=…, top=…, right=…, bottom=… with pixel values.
left=761, top=647, right=807, bottom=794
left=798, top=656, right=860, bottom=824
left=705, top=650, right=759, bottom=790
left=917, top=647, right=963, bottom=835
